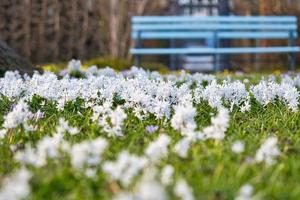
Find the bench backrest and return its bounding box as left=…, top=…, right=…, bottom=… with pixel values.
left=131, top=16, right=298, bottom=40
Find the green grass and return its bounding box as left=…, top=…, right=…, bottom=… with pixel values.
left=1, top=82, right=300, bottom=199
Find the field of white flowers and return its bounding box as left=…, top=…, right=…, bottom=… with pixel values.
left=1, top=60, right=300, bottom=199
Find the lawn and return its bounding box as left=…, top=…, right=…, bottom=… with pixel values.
left=0, top=60, right=300, bottom=200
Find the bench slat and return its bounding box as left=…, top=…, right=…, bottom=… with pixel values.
left=132, top=16, right=297, bottom=23
left=133, top=24, right=297, bottom=31
left=132, top=31, right=298, bottom=39
left=131, top=47, right=300, bottom=55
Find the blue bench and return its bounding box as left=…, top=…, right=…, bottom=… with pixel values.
left=130, top=16, right=300, bottom=71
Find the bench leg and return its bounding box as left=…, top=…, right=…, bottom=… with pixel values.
left=213, top=54, right=220, bottom=72
left=170, top=55, right=176, bottom=70
left=255, top=40, right=260, bottom=71
left=170, top=39, right=176, bottom=70
left=288, top=32, right=296, bottom=72
left=135, top=55, right=141, bottom=67
left=254, top=54, right=259, bottom=71
left=289, top=52, right=296, bottom=72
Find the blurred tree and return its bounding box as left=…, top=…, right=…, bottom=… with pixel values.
left=0, top=40, right=37, bottom=73
left=0, top=0, right=167, bottom=64
left=102, top=0, right=167, bottom=59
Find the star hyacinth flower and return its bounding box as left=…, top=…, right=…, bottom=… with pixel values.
left=145, top=125, right=159, bottom=134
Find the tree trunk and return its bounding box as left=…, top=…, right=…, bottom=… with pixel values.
left=0, top=40, right=37, bottom=74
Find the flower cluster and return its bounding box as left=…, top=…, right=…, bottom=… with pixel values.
left=0, top=66, right=299, bottom=117
left=14, top=133, right=67, bottom=167
left=201, top=80, right=250, bottom=112
left=0, top=71, right=25, bottom=99
left=0, top=61, right=298, bottom=199
left=251, top=81, right=299, bottom=112
left=92, top=102, right=127, bottom=137
left=3, top=100, right=33, bottom=129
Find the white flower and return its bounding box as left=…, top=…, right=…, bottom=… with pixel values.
left=136, top=179, right=167, bottom=200
left=113, top=168, right=167, bottom=200
left=171, top=104, right=197, bottom=138
left=240, top=101, right=251, bottom=113
left=109, top=106, right=127, bottom=136
left=102, top=151, right=148, bottom=186
left=174, top=137, right=191, bottom=158
left=113, top=193, right=135, bottom=200
left=14, top=133, right=67, bottom=167
left=0, top=167, right=32, bottom=200
left=235, top=184, right=253, bottom=200
left=67, top=59, right=81, bottom=72
left=231, top=141, right=245, bottom=154
left=3, top=100, right=33, bottom=129
left=0, top=129, right=7, bottom=139
left=255, top=137, right=281, bottom=165
left=243, top=79, right=249, bottom=83
left=93, top=103, right=127, bottom=137
left=70, top=137, right=108, bottom=170
left=85, top=65, right=98, bottom=75
left=85, top=168, right=97, bottom=178
left=174, top=179, right=194, bottom=200
left=202, top=107, right=230, bottom=140
left=56, top=118, right=79, bottom=135
left=161, top=165, right=174, bottom=185
left=135, top=167, right=167, bottom=200
left=23, top=122, right=36, bottom=132
left=14, top=146, right=39, bottom=166
left=34, top=110, right=44, bottom=120
left=145, top=134, right=171, bottom=163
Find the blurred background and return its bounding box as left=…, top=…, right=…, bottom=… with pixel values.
left=0, top=0, right=300, bottom=72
